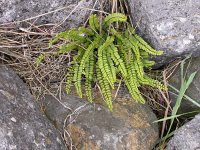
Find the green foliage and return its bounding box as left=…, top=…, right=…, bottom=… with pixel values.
left=153, top=56, right=199, bottom=148
left=48, top=13, right=166, bottom=111
left=35, top=54, right=45, bottom=67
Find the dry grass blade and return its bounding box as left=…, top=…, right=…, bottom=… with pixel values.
left=0, top=23, right=71, bottom=105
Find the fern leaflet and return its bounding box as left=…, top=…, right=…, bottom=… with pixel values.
left=103, top=13, right=127, bottom=27
left=89, top=14, right=100, bottom=32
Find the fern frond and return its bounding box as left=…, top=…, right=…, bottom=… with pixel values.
left=111, top=28, right=140, bottom=61
left=65, top=65, right=74, bottom=94
left=124, top=62, right=145, bottom=103
left=78, top=27, right=94, bottom=36
left=140, top=51, right=149, bottom=59
left=97, top=67, right=113, bottom=111
left=49, top=29, right=87, bottom=48
left=139, top=75, right=167, bottom=90
left=142, top=60, right=155, bottom=68
left=67, top=29, right=86, bottom=42
left=110, top=44, right=127, bottom=78
left=74, top=47, right=86, bottom=62
left=110, top=28, right=124, bottom=41
left=106, top=47, right=116, bottom=84
left=35, top=54, right=45, bottom=66
left=58, top=42, right=79, bottom=54
left=117, top=44, right=128, bottom=61
left=103, top=13, right=127, bottom=27
left=111, top=29, right=132, bottom=62
left=125, top=32, right=141, bottom=60
left=98, top=36, right=115, bottom=88
left=85, top=52, right=94, bottom=102
left=89, top=14, right=100, bottom=32
left=73, top=64, right=83, bottom=98
left=133, top=34, right=163, bottom=55
left=49, top=31, right=69, bottom=47
left=73, top=42, right=90, bottom=62
left=80, top=36, right=101, bottom=69
left=127, top=25, right=136, bottom=34
left=73, top=37, right=101, bottom=97
left=133, top=58, right=145, bottom=80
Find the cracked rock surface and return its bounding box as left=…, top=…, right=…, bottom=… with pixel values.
left=0, top=65, right=66, bottom=150
left=0, top=0, right=94, bottom=29
left=127, top=0, right=200, bottom=67
left=167, top=113, right=200, bottom=150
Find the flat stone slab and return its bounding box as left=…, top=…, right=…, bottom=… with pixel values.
left=167, top=113, right=200, bottom=150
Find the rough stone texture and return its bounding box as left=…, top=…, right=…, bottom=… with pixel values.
left=43, top=90, right=159, bottom=150
left=0, top=0, right=94, bottom=29
left=167, top=113, right=200, bottom=150
left=169, top=56, right=200, bottom=113
left=127, top=0, right=200, bottom=67
left=0, top=65, right=66, bottom=150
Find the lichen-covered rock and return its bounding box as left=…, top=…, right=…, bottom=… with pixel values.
left=0, top=0, right=94, bottom=29
left=168, top=56, right=200, bottom=113
left=0, top=65, right=66, bottom=150
left=167, top=113, right=200, bottom=150
left=43, top=90, right=159, bottom=150
left=127, top=0, right=200, bottom=67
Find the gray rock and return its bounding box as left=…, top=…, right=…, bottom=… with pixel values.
left=168, top=56, right=200, bottom=113
left=0, top=0, right=94, bottom=29
left=167, top=113, right=200, bottom=150
left=43, top=90, right=159, bottom=150
left=127, top=0, right=200, bottom=67
left=0, top=65, right=66, bottom=150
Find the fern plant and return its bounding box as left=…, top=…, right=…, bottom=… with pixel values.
left=48, top=13, right=166, bottom=111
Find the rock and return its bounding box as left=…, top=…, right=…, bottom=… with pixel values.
left=0, top=65, right=66, bottom=150
left=127, top=0, right=200, bottom=67
left=167, top=113, right=200, bottom=150
left=43, top=89, right=159, bottom=150
left=0, top=0, right=94, bottom=29
left=168, top=56, right=200, bottom=113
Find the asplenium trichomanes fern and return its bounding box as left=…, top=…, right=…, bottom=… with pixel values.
left=49, top=13, right=167, bottom=111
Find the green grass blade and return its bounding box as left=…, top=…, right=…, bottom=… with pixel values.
left=153, top=110, right=200, bottom=123
left=166, top=71, right=197, bottom=138
left=169, top=84, right=200, bottom=107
